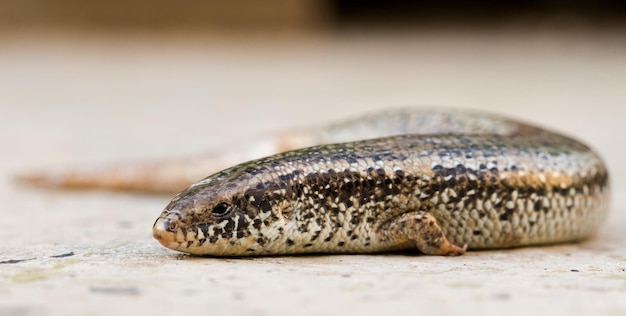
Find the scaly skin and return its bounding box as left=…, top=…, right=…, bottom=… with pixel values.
left=152, top=109, right=609, bottom=256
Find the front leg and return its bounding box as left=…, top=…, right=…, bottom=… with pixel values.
left=382, top=211, right=467, bottom=256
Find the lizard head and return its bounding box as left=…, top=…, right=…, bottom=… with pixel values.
left=152, top=163, right=288, bottom=256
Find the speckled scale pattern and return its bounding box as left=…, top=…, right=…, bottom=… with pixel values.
left=152, top=109, right=610, bottom=256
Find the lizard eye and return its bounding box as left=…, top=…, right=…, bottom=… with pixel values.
left=212, top=202, right=231, bottom=217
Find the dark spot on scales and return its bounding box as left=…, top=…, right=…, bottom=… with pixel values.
left=310, top=230, right=321, bottom=241
left=224, top=220, right=234, bottom=232
left=499, top=208, right=515, bottom=221
left=324, top=232, right=334, bottom=242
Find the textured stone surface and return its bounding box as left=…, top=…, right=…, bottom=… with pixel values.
left=1, top=29, right=625, bottom=316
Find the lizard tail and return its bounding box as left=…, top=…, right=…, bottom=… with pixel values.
left=15, top=157, right=216, bottom=194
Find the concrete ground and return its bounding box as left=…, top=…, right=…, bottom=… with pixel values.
left=1, top=28, right=625, bottom=316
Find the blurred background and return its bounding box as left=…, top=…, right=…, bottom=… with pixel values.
left=1, top=0, right=625, bottom=178
left=2, top=0, right=626, bottom=31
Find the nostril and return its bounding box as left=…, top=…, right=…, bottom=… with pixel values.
left=152, top=217, right=178, bottom=244
left=152, top=217, right=180, bottom=233
left=167, top=220, right=179, bottom=232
